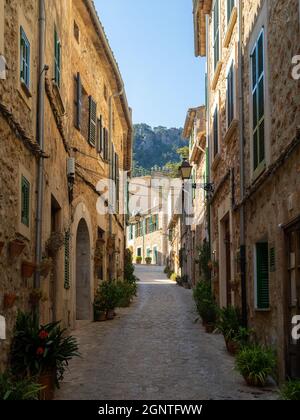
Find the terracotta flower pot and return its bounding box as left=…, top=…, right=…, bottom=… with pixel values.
left=225, top=339, right=240, bottom=356
left=39, top=371, right=55, bottom=400
left=22, top=261, right=36, bottom=278
left=243, top=374, right=266, bottom=388
left=205, top=323, right=215, bottom=334
left=9, top=240, right=25, bottom=258
left=0, top=241, right=4, bottom=255
left=3, top=293, right=17, bottom=309
left=106, top=309, right=115, bottom=320
left=95, top=311, right=107, bottom=322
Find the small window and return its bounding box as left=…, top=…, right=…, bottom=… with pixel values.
left=137, top=247, right=142, bottom=257
left=227, top=62, right=234, bottom=128
left=255, top=242, right=270, bottom=310
left=104, top=84, right=108, bottom=102
left=74, top=73, right=82, bottom=130
left=227, top=0, right=235, bottom=24
left=251, top=29, right=265, bottom=171
left=54, top=28, right=61, bottom=87
left=20, top=27, right=30, bottom=89
left=74, top=21, right=80, bottom=43
left=213, top=0, right=220, bottom=71
left=88, top=96, right=97, bottom=147
left=213, top=108, right=219, bottom=157
left=64, top=230, right=70, bottom=290
left=21, top=175, right=30, bottom=227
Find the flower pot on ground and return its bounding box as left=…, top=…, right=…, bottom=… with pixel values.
left=38, top=371, right=55, bottom=400
left=10, top=312, right=80, bottom=393
left=225, top=339, right=240, bottom=355
left=94, top=281, right=120, bottom=321
left=106, top=309, right=115, bottom=320
left=0, top=241, right=4, bottom=256
left=3, top=293, right=17, bottom=309
left=94, top=310, right=107, bottom=322
left=145, top=257, right=152, bottom=265
left=216, top=306, right=242, bottom=353
left=205, top=323, right=215, bottom=334
left=136, top=256, right=142, bottom=265
left=21, top=261, right=36, bottom=278
left=93, top=293, right=107, bottom=322
left=235, top=345, right=276, bottom=387
left=9, top=239, right=25, bottom=258
left=280, top=379, right=300, bottom=400
left=0, top=372, right=44, bottom=400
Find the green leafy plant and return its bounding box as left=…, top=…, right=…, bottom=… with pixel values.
left=136, top=256, right=142, bottom=264
left=280, top=379, right=300, bottom=400
left=115, top=280, right=137, bottom=308
left=145, top=257, right=152, bottom=265
left=10, top=311, right=80, bottom=388
left=197, top=241, right=211, bottom=282
left=0, top=372, right=43, bottom=400
left=170, top=272, right=178, bottom=282
left=96, top=281, right=120, bottom=312
left=193, top=281, right=217, bottom=324
left=235, top=345, right=276, bottom=387
left=216, top=306, right=242, bottom=342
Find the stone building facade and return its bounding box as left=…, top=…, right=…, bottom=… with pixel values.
left=127, top=176, right=168, bottom=266
left=0, top=0, right=132, bottom=370
left=193, top=0, right=300, bottom=380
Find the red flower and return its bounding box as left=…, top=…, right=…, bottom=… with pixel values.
left=38, top=330, right=49, bottom=340
left=36, top=347, right=45, bottom=356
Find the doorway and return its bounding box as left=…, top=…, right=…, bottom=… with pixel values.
left=285, top=220, right=300, bottom=378
left=224, top=216, right=232, bottom=307
left=76, top=219, right=91, bottom=320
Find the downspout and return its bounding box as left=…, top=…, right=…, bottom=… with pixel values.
left=238, top=0, right=247, bottom=326
left=34, top=0, right=46, bottom=292
left=108, top=86, right=123, bottom=280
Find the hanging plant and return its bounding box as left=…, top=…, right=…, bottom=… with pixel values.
left=29, top=289, right=48, bottom=306
left=45, top=232, right=64, bottom=256
left=38, top=257, right=53, bottom=277
left=21, top=261, right=36, bottom=278
left=9, top=239, right=26, bottom=259
left=4, top=293, right=17, bottom=309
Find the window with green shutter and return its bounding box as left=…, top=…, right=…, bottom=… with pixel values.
left=64, top=230, right=70, bottom=290
left=251, top=29, right=265, bottom=171
left=227, top=0, right=235, bottom=24
left=88, top=96, right=97, bottom=147
left=20, top=27, right=30, bottom=89
left=213, top=0, right=220, bottom=71
left=97, top=116, right=103, bottom=154
left=227, top=62, right=234, bottom=128
left=21, top=176, right=30, bottom=227
left=74, top=73, right=82, bottom=130
left=256, top=242, right=270, bottom=309
left=213, top=108, right=219, bottom=157
left=54, top=28, right=61, bottom=88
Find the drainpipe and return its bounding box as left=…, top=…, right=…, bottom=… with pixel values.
left=238, top=0, right=247, bottom=326
left=108, top=86, right=123, bottom=280
left=34, top=0, right=46, bottom=292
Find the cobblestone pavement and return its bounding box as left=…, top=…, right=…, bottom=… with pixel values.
left=55, top=265, right=277, bottom=400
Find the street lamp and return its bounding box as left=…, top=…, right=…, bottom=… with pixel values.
left=179, top=159, right=193, bottom=180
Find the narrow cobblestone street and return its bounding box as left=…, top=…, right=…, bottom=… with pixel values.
left=55, top=266, right=277, bottom=400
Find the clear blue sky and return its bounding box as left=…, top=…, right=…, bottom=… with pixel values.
left=94, top=0, right=206, bottom=128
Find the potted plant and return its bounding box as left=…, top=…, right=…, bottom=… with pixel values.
left=0, top=241, right=4, bottom=256
left=93, top=293, right=107, bottom=322
left=10, top=311, right=80, bottom=400
left=136, top=256, right=142, bottom=265
left=9, top=239, right=25, bottom=258
left=38, top=257, right=53, bottom=277
left=21, top=261, right=36, bottom=278
left=45, top=232, right=64, bottom=257
left=280, top=379, right=300, bottom=400
left=216, top=306, right=242, bottom=355
left=96, top=281, right=120, bottom=320
left=145, top=257, right=152, bottom=265
left=29, top=289, right=48, bottom=307
left=0, top=372, right=44, bottom=400
left=235, top=345, right=276, bottom=387
left=3, top=293, right=17, bottom=309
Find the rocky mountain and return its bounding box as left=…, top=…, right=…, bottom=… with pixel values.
left=133, top=124, right=187, bottom=176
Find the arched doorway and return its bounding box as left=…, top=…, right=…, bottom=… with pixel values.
left=76, top=218, right=91, bottom=320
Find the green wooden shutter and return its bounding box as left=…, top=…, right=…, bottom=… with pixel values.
left=256, top=242, right=270, bottom=309
left=20, top=27, right=30, bottom=88
left=213, top=108, right=219, bottom=157
left=97, top=115, right=103, bottom=154
left=54, top=29, right=61, bottom=87
left=75, top=73, right=82, bottom=130
left=64, top=230, right=71, bottom=290
left=88, top=96, right=97, bottom=147
left=21, top=176, right=30, bottom=227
